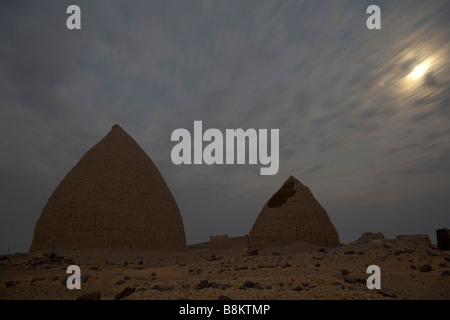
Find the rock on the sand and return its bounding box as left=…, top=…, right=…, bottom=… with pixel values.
left=420, top=264, right=432, bottom=273
left=114, top=287, right=135, bottom=300
left=341, top=269, right=350, bottom=276
left=343, top=276, right=356, bottom=284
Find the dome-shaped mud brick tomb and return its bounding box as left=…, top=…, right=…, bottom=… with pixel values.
left=249, top=176, right=340, bottom=250
left=30, top=125, right=186, bottom=252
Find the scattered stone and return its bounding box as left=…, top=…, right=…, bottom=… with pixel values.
left=0, top=256, right=10, bottom=261
left=272, top=251, right=281, bottom=256
left=441, top=270, right=450, bottom=277
left=356, top=251, right=365, bottom=255
left=410, top=265, right=417, bottom=270
left=50, top=276, right=59, bottom=282
left=318, top=248, right=327, bottom=253
left=219, top=295, right=232, bottom=300
left=344, top=250, right=355, bottom=255
left=27, top=252, right=68, bottom=267
left=82, top=275, right=91, bottom=283
left=302, top=282, right=309, bottom=287
left=332, top=282, right=341, bottom=286
left=158, top=286, right=174, bottom=292
left=152, top=272, right=157, bottom=277
left=378, top=291, right=397, bottom=298
left=114, top=287, right=135, bottom=300
left=393, top=251, right=401, bottom=256
left=315, top=263, right=321, bottom=267
left=31, top=277, right=45, bottom=282
left=138, top=261, right=143, bottom=265
left=61, top=277, right=68, bottom=286
left=196, top=280, right=210, bottom=290
left=243, top=281, right=254, bottom=288
left=341, top=269, right=349, bottom=276
left=355, top=279, right=366, bottom=284
left=293, top=286, right=303, bottom=291
left=420, top=264, right=432, bottom=273
left=5, top=281, right=18, bottom=288
left=77, top=292, right=101, bottom=300
left=248, top=249, right=258, bottom=256
left=256, top=283, right=264, bottom=290
left=278, top=282, right=284, bottom=287
left=116, top=280, right=126, bottom=285
left=405, top=248, right=415, bottom=254
left=265, top=286, right=272, bottom=290
left=123, top=261, right=128, bottom=267
left=208, top=254, right=221, bottom=261
left=343, top=276, right=356, bottom=284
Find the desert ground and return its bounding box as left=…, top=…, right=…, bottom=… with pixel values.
left=1, top=234, right=449, bottom=300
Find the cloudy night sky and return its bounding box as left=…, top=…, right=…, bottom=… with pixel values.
left=1, top=0, right=449, bottom=253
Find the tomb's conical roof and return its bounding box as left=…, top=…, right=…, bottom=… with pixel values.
left=30, top=124, right=186, bottom=252
left=249, top=176, right=340, bottom=249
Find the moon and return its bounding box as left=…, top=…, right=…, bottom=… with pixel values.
left=409, top=62, right=429, bottom=80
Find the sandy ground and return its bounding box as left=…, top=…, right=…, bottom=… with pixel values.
left=1, top=238, right=449, bottom=300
